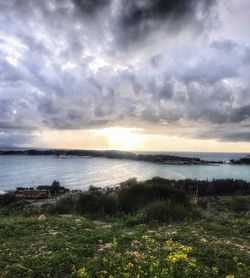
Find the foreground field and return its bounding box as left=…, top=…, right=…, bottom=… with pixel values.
left=0, top=210, right=249, bottom=278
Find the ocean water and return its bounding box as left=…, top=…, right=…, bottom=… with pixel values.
left=0, top=152, right=249, bottom=192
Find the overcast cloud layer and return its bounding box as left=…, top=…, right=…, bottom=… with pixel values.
left=0, top=0, right=250, bottom=146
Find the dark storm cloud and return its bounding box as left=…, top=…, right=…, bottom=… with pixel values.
left=72, top=0, right=110, bottom=14
left=118, top=0, right=217, bottom=45
left=0, top=0, right=249, bottom=145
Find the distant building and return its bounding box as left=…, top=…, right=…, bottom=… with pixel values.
left=17, top=189, right=49, bottom=199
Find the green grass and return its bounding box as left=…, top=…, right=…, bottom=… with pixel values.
left=0, top=210, right=249, bottom=277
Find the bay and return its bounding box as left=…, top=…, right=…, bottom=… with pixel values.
left=0, top=153, right=249, bottom=192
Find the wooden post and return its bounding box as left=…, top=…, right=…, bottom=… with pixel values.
left=194, top=185, right=198, bottom=205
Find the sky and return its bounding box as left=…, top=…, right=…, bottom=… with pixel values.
left=0, top=0, right=250, bottom=152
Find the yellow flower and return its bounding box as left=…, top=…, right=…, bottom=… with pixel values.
left=184, top=246, right=193, bottom=252
left=166, top=251, right=188, bottom=264
left=212, top=267, right=219, bottom=274
left=127, top=262, right=134, bottom=269
left=225, top=275, right=235, bottom=278
left=77, top=267, right=88, bottom=278
left=188, top=259, right=197, bottom=268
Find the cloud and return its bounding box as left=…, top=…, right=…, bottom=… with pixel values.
left=116, top=0, right=217, bottom=47
left=0, top=130, right=36, bottom=147
left=0, top=0, right=249, bottom=146
left=72, top=0, right=110, bottom=14
left=191, top=126, right=250, bottom=142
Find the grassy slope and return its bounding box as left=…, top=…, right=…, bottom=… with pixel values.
left=0, top=211, right=249, bottom=278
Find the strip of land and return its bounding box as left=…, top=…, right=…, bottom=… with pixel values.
left=0, top=149, right=226, bottom=165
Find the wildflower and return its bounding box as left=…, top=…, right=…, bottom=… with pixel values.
left=99, top=270, right=108, bottom=277
left=212, top=267, right=219, bottom=274
left=127, top=262, right=134, bottom=269
left=131, top=239, right=140, bottom=247
left=166, top=251, right=188, bottom=264
left=183, top=246, right=193, bottom=252
left=77, top=267, right=88, bottom=278
left=233, top=256, right=238, bottom=263
left=98, top=242, right=113, bottom=252
left=237, top=262, right=245, bottom=268
left=188, top=258, right=197, bottom=268
left=225, top=275, right=235, bottom=278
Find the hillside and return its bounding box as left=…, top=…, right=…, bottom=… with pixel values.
left=0, top=178, right=250, bottom=278
left=0, top=210, right=249, bottom=278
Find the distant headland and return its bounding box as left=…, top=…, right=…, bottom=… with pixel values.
left=0, top=148, right=227, bottom=165
left=1, top=149, right=249, bottom=165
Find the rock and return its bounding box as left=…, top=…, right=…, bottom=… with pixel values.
left=60, top=214, right=74, bottom=218
left=38, top=215, right=46, bottom=221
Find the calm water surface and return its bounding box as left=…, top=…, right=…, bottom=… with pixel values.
left=0, top=154, right=249, bottom=192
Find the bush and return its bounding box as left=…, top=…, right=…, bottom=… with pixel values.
left=120, top=177, right=137, bottom=188
left=0, top=193, right=19, bottom=207
left=225, top=197, right=249, bottom=213
left=0, top=193, right=30, bottom=215
left=141, top=200, right=193, bottom=223
left=51, top=193, right=80, bottom=214
left=77, top=193, right=117, bottom=216
left=117, top=183, right=189, bottom=213
left=50, top=179, right=193, bottom=220
left=51, top=192, right=117, bottom=216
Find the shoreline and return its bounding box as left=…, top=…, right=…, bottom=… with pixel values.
left=1, top=149, right=249, bottom=165
left=1, top=177, right=250, bottom=201
left=0, top=149, right=227, bottom=165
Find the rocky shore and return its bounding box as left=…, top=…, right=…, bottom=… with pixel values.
left=0, top=149, right=225, bottom=165
left=230, top=156, right=250, bottom=164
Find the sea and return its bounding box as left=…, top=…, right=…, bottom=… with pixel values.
left=0, top=148, right=249, bottom=193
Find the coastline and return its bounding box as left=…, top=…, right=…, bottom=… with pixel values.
left=0, top=149, right=228, bottom=165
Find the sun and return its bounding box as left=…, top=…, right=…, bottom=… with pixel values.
left=93, top=127, right=147, bottom=150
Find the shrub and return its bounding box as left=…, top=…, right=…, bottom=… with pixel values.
left=117, top=183, right=189, bottom=213
left=225, top=197, right=249, bottom=213
left=0, top=193, right=19, bottom=207
left=51, top=192, right=117, bottom=216
left=140, top=200, right=192, bottom=223
left=51, top=193, right=80, bottom=214
left=0, top=193, right=30, bottom=215
left=50, top=180, right=192, bottom=219
left=77, top=193, right=117, bottom=216
left=120, top=177, right=137, bottom=188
